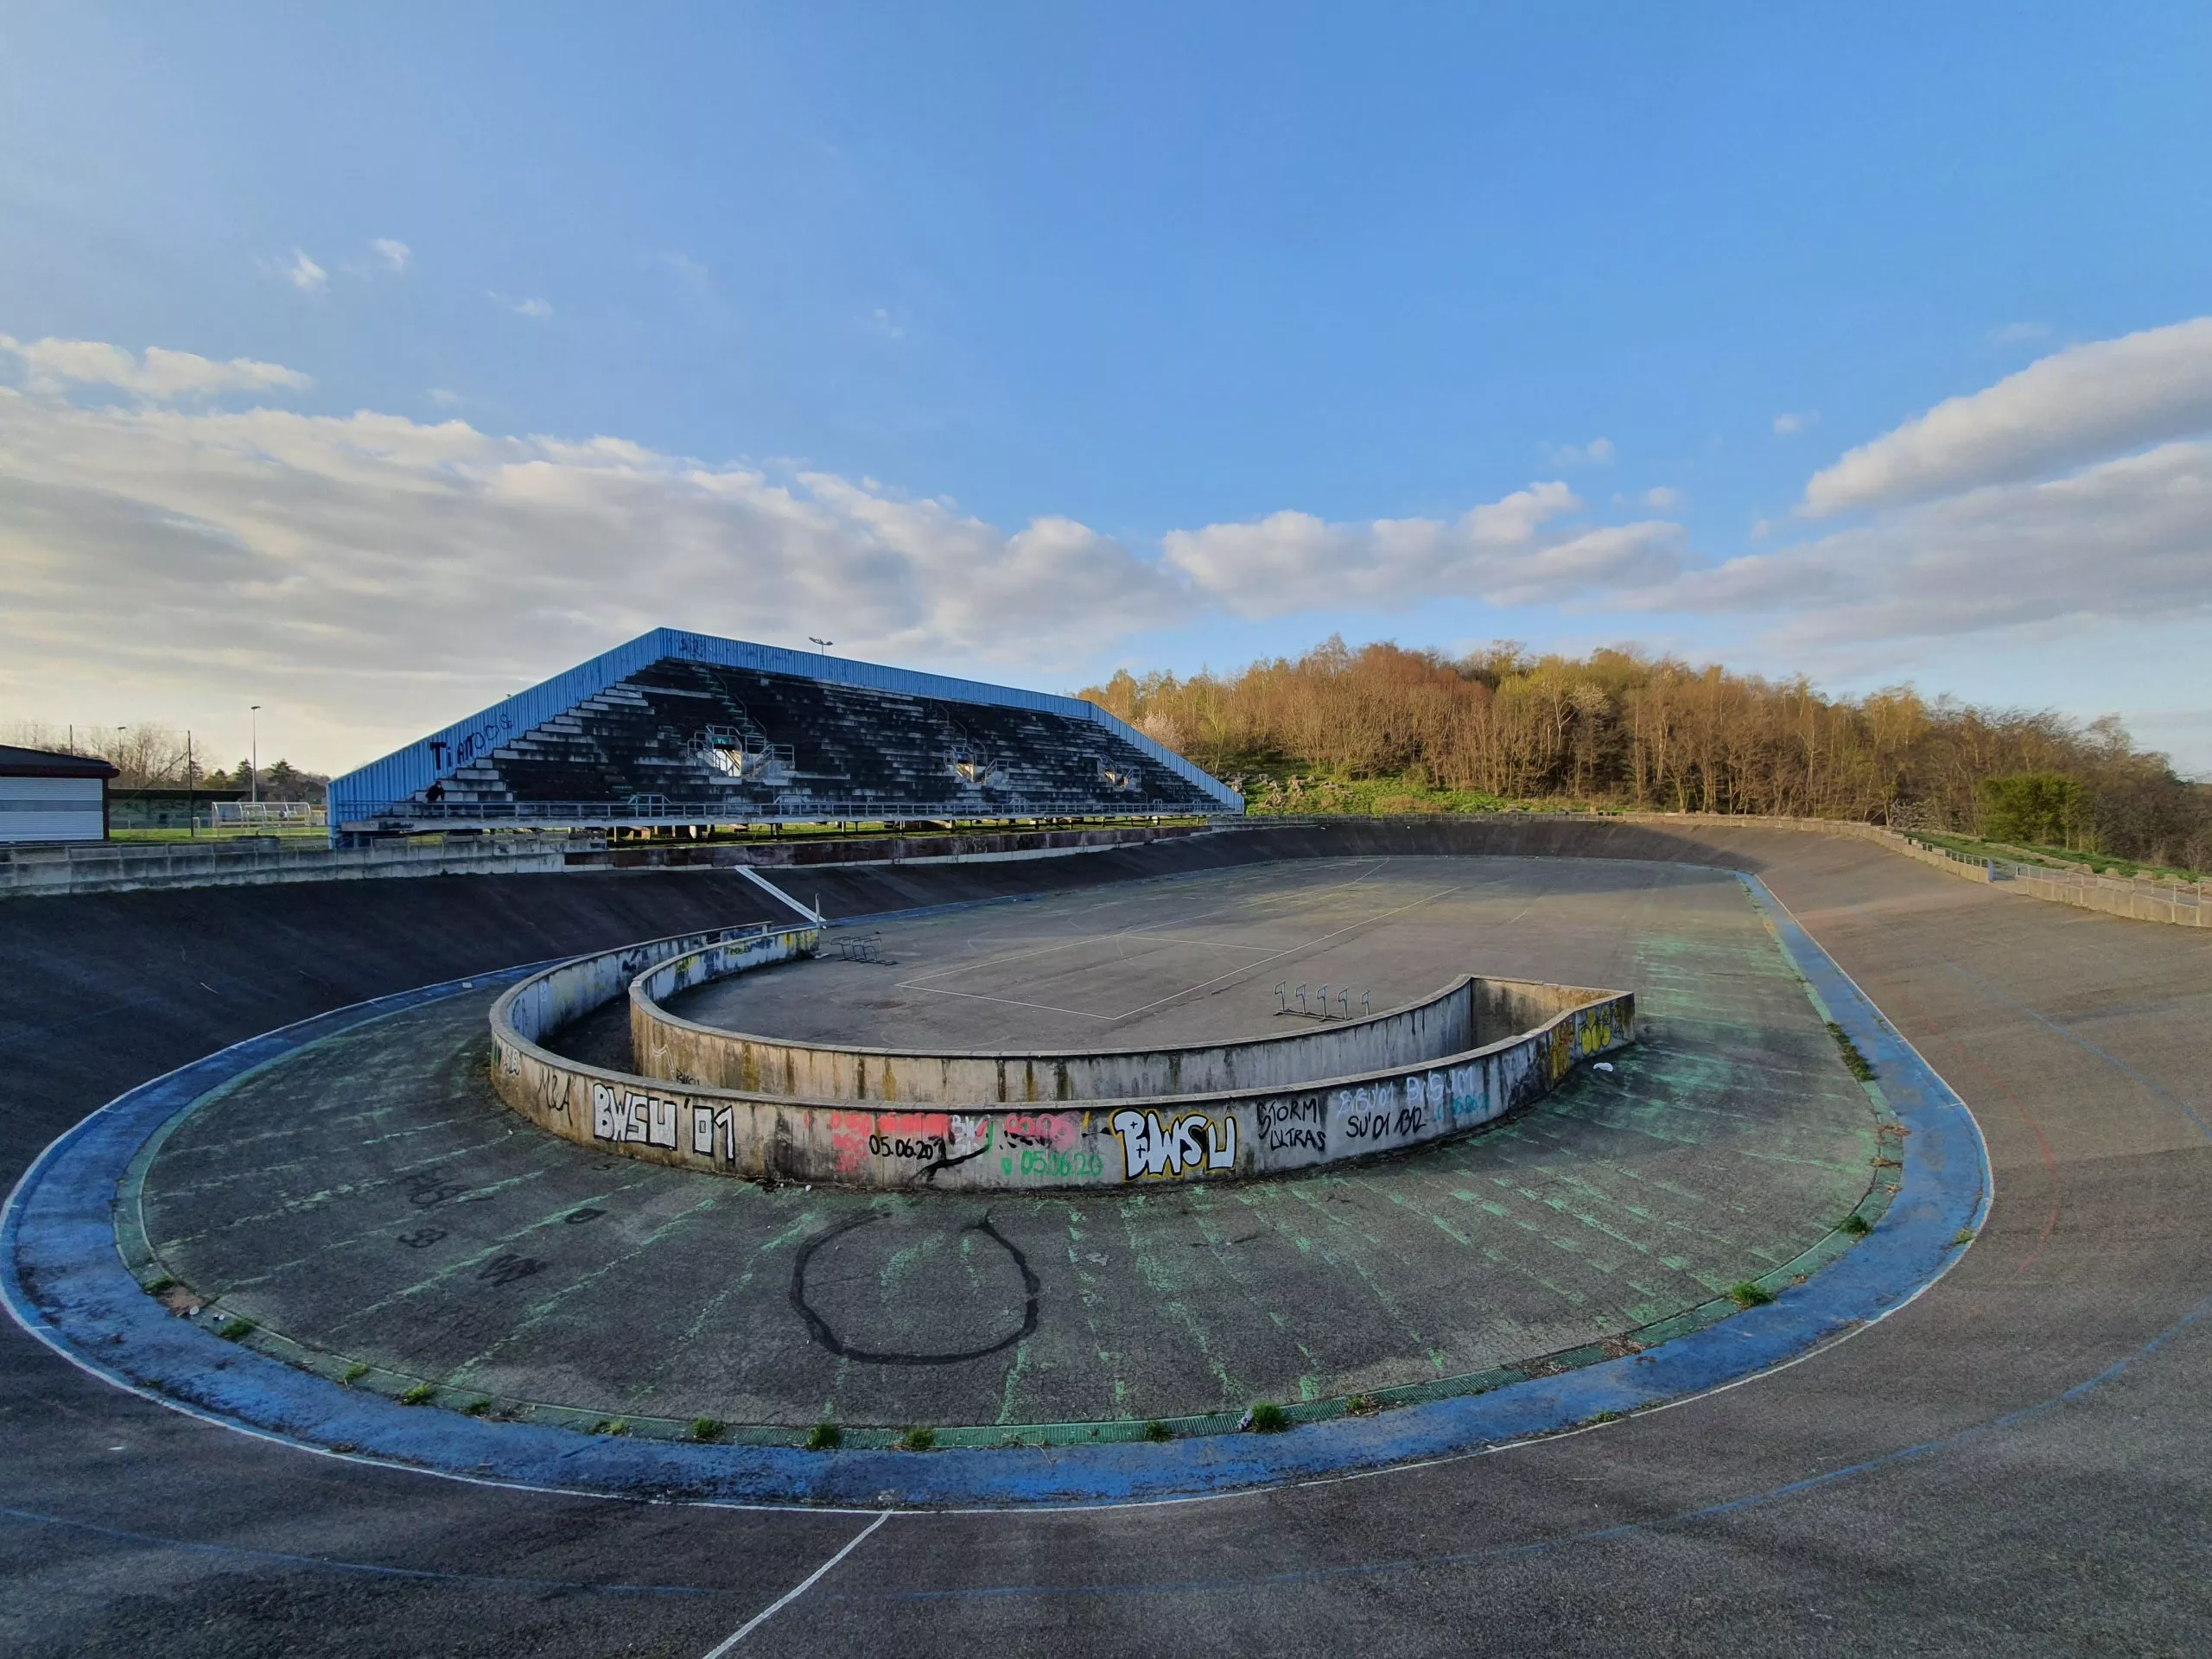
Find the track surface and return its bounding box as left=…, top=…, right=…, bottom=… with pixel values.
left=3, top=823, right=2209, bottom=1655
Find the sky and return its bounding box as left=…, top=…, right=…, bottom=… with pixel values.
left=3, top=3, right=2210, bottom=778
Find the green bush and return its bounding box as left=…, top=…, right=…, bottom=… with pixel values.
left=1978, top=772, right=2092, bottom=848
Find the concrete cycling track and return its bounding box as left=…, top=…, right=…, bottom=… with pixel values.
left=2, top=820, right=2208, bottom=1654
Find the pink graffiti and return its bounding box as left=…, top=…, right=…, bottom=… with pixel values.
left=875, top=1111, right=951, bottom=1141
left=1000, top=1111, right=1082, bottom=1151
left=829, top=1110, right=874, bottom=1175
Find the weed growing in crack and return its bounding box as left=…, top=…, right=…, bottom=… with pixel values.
left=1826, top=1021, right=1877, bottom=1081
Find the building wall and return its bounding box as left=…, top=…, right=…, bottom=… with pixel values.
left=0, top=776, right=105, bottom=844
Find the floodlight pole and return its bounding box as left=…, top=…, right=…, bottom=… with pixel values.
left=809, top=637, right=833, bottom=656
left=251, top=705, right=261, bottom=803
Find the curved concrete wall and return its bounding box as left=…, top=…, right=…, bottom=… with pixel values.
left=488, top=929, right=1633, bottom=1191
left=627, top=957, right=1586, bottom=1104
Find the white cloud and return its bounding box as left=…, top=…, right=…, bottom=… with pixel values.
left=1160, top=482, right=1685, bottom=616
left=1801, top=315, right=2212, bottom=517
left=1541, top=436, right=1615, bottom=467
left=1772, top=411, right=1815, bottom=435
left=371, top=238, right=411, bottom=274
left=1640, top=437, right=2212, bottom=644
left=0, top=334, right=311, bottom=399
left=0, top=367, right=1183, bottom=765
left=863, top=307, right=905, bottom=340
left=285, top=249, right=328, bottom=293
left=426, top=388, right=462, bottom=408
left=512, top=296, right=552, bottom=320
left=0, top=334, right=1698, bottom=767
left=1643, top=485, right=1684, bottom=510
left=1990, top=321, right=2050, bottom=345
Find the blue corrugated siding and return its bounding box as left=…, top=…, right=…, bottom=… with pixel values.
left=327, top=627, right=1243, bottom=830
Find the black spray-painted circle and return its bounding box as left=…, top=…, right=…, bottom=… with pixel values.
left=788, top=1211, right=1040, bottom=1365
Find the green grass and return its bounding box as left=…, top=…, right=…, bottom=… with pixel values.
left=1245, top=1401, right=1290, bottom=1433
left=1586, top=1409, right=1624, bottom=1426
left=143, top=1275, right=177, bottom=1296
left=1727, top=1281, right=1776, bottom=1308
left=898, top=1427, right=937, bottom=1452
left=461, top=1399, right=493, bottom=1417
left=341, top=1363, right=370, bottom=1384
left=1907, top=831, right=2202, bottom=884
left=214, top=1317, right=254, bottom=1342
left=1240, top=770, right=1535, bottom=818
left=1840, top=1212, right=1872, bottom=1236
left=1141, top=1420, right=1173, bottom=1442
left=1953, top=1229, right=1979, bottom=1247
left=691, top=1416, right=725, bottom=1442
left=805, top=1421, right=843, bottom=1452
left=1344, top=1393, right=1381, bottom=1416
left=593, top=1419, right=629, bottom=1437
left=107, top=826, right=327, bottom=843
left=1826, top=1021, right=1877, bottom=1082
left=398, top=1383, right=435, bottom=1406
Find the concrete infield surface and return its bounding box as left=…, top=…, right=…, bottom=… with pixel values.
left=2, top=820, right=2209, bottom=1656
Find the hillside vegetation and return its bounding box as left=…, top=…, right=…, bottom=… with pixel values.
left=1083, top=638, right=2212, bottom=874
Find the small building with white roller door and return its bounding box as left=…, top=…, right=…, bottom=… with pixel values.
left=0, top=746, right=119, bottom=843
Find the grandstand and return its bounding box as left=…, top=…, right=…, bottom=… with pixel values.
left=327, top=628, right=1241, bottom=840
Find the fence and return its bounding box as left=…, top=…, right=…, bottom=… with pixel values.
left=1612, top=812, right=2211, bottom=929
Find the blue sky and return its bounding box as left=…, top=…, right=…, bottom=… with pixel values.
left=3, top=3, right=2210, bottom=773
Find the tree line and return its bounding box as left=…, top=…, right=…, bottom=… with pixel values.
left=1, top=721, right=328, bottom=804
left=1082, top=637, right=2212, bottom=869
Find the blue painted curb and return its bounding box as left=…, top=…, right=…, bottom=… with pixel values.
left=3, top=874, right=1990, bottom=1510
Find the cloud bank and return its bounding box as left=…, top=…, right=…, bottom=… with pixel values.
left=1801, top=316, right=2212, bottom=516
left=9, top=316, right=2212, bottom=766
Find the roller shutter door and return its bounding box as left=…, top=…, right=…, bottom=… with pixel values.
left=0, top=775, right=105, bottom=843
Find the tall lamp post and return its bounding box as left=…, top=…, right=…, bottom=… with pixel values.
left=250, top=704, right=261, bottom=804
left=809, top=637, right=833, bottom=656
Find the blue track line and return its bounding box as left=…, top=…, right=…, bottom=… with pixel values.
left=0, top=1504, right=711, bottom=1595
left=2, top=875, right=1990, bottom=1509
left=1942, top=961, right=2211, bottom=1141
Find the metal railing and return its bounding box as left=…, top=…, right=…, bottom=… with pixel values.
left=334, top=793, right=1230, bottom=831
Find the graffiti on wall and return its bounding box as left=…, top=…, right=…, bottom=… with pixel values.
left=1256, top=1095, right=1326, bottom=1156
left=1328, top=1062, right=1493, bottom=1154
left=591, top=1081, right=681, bottom=1149
left=1109, top=1109, right=1237, bottom=1180
left=690, top=1104, right=738, bottom=1162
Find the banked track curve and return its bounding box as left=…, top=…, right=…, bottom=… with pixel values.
left=1, top=819, right=2208, bottom=1656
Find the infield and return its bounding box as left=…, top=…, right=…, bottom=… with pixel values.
left=112, top=857, right=1892, bottom=1446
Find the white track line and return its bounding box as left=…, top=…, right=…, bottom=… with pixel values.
left=699, top=1511, right=890, bottom=1654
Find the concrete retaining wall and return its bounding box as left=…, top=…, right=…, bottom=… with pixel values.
left=627, top=956, right=1588, bottom=1104
left=0, top=834, right=593, bottom=899
left=1606, top=811, right=2210, bottom=925
left=490, top=933, right=1634, bottom=1191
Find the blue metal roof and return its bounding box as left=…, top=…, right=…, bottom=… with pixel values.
left=327, top=627, right=1243, bottom=829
